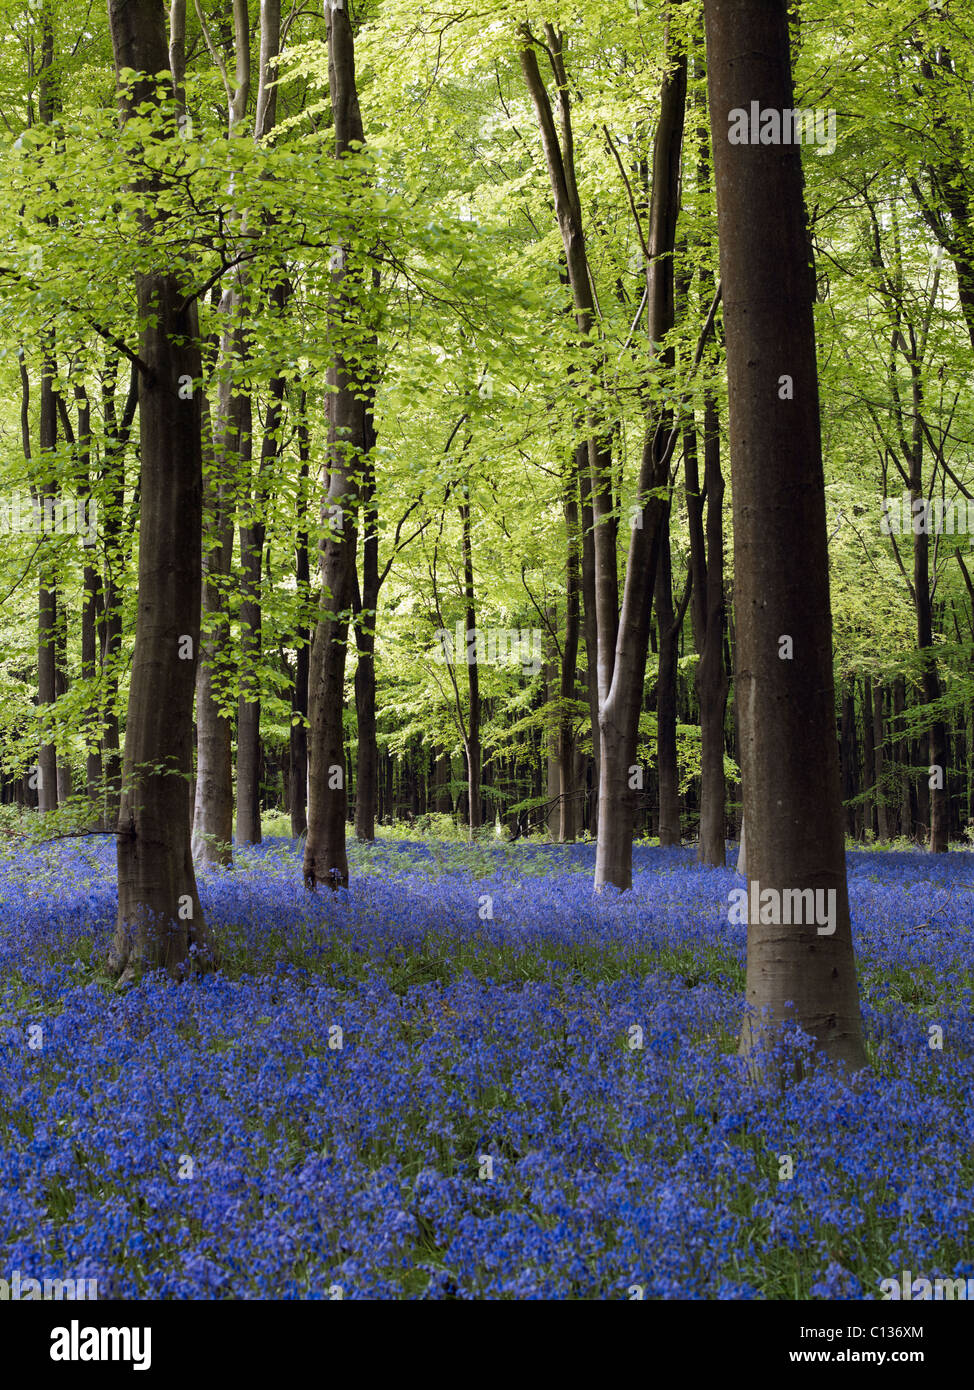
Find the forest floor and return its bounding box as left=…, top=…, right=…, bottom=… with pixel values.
left=1, top=836, right=972, bottom=1298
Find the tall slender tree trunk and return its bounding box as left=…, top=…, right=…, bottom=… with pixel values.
left=290, top=404, right=311, bottom=838
left=873, top=681, right=889, bottom=842
left=704, top=0, right=866, bottom=1074
left=892, top=675, right=911, bottom=840
left=544, top=605, right=561, bottom=838
left=304, top=3, right=373, bottom=889
left=99, top=362, right=137, bottom=830
left=353, top=417, right=380, bottom=842
left=460, top=496, right=482, bottom=836
left=35, top=7, right=59, bottom=812
left=559, top=453, right=582, bottom=841
left=655, top=522, right=681, bottom=845
left=191, top=0, right=250, bottom=866
left=78, top=385, right=105, bottom=810
left=578, top=465, right=600, bottom=836
left=237, top=3, right=286, bottom=847
left=107, top=0, right=215, bottom=981
left=914, top=494, right=948, bottom=851
left=686, top=387, right=729, bottom=866
left=840, top=680, right=859, bottom=841
left=862, top=675, right=876, bottom=838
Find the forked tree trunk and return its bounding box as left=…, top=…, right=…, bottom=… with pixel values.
left=704, top=0, right=866, bottom=1075
left=107, top=0, right=215, bottom=981
left=595, top=26, right=686, bottom=889
left=521, top=42, right=620, bottom=846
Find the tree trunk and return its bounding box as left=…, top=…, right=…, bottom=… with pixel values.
left=191, top=1, right=251, bottom=866
left=873, top=681, right=889, bottom=842
left=686, top=387, right=729, bottom=866
left=107, top=0, right=215, bottom=980
left=237, top=5, right=285, bottom=848
left=559, top=454, right=582, bottom=841
left=862, top=676, right=876, bottom=838
left=595, top=25, right=686, bottom=888
left=99, top=363, right=137, bottom=830
left=655, top=521, right=681, bottom=846
left=34, top=8, right=59, bottom=813
left=578, top=464, right=600, bottom=836
left=304, top=2, right=372, bottom=890
left=191, top=353, right=239, bottom=867
left=892, top=675, right=911, bottom=840
left=290, top=404, right=311, bottom=838
left=353, top=424, right=380, bottom=842
left=520, top=33, right=628, bottom=857
left=840, top=680, right=859, bottom=841
left=704, top=0, right=867, bottom=1075
left=460, top=497, right=482, bottom=836
left=37, top=351, right=59, bottom=811
left=914, top=499, right=948, bottom=851
left=544, top=604, right=561, bottom=838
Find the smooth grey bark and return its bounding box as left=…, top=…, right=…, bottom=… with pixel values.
left=873, top=681, right=889, bottom=842
left=559, top=454, right=582, bottom=841
left=840, top=680, right=860, bottom=841
left=236, top=0, right=285, bottom=848
left=685, top=389, right=729, bottom=866
left=352, top=408, right=380, bottom=843
left=36, top=13, right=59, bottom=812
left=108, top=0, right=215, bottom=981
left=655, top=522, right=681, bottom=846
left=594, top=23, right=686, bottom=888
left=304, top=1, right=373, bottom=889
left=290, top=403, right=311, bottom=838
left=192, top=0, right=252, bottom=865
left=704, top=0, right=867, bottom=1074
left=460, top=496, right=482, bottom=836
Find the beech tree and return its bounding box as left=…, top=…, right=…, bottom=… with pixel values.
left=703, top=0, right=866, bottom=1072
left=303, top=0, right=377, bottom=890
left=107, top=0, right=215, bottom=981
